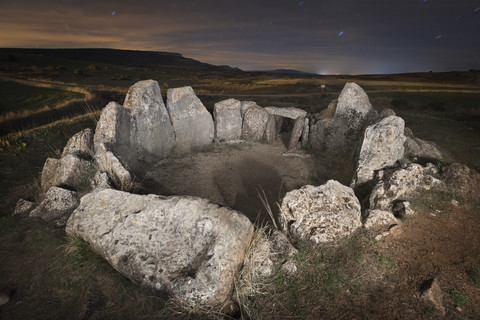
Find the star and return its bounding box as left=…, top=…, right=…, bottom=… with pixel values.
left=338, top=31, right=344, bottom=36
left=299, top=1, right=303, bottom=6
left=434, top=34, right=442, bottom=39
left=112, top=11, right=116, bottom=16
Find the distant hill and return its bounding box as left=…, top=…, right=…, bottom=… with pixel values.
left=256, top=69, right=319, bottom=76
left=0, top=48, right=240, bottom=71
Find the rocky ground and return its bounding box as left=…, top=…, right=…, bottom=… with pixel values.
left=2, top=141, right=479, bottom=319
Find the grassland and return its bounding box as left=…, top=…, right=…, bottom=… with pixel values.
left=0, top=49, right=479, bottom=319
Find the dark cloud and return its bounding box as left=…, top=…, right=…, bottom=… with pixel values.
left=0, top=0, right=479, bottom=74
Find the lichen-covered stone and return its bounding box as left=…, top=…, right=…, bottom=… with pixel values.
left=213, top=98, right=242, bottom=142
left=242, top=105, right=269, bottom=141
left=66, top=189, right=253, bottom=308
left=41, top=154, right=93, bottom=191
left=61, top=128, right=94, bottom=159
left=30, top=187, right=79, bottom=222
left=278, top=180, right=362, bottom=243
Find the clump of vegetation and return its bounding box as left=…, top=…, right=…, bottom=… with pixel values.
left=450, top=289, right=470, bottom=306
left=410, top=186, right=462, bottom=212
left=467, top=269, right=480, bottom=287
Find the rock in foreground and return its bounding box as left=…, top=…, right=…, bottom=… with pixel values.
left=278, top=180, right=362, bottom=243
left=66, top=189, right=253, bottom=308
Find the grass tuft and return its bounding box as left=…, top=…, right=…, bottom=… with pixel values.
left=450, top=289, right=470, bottom=306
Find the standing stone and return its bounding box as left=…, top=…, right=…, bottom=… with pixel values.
left=124, top=80, right=176, bottom=162
left=287, top=116, right=305, bottom=150
left=66, top=189, right=253, bottom=308
left=278, top=180, right=362, bottom=243
left=301, top=117, right=309, bottom=148
left=264, top=113, right=276, bottom=143
left=213, top=99, right=242, bottom=142
left=404, top=127, right=445, bottom=163
left=41, top=154, right=93, bottom=191
left=62, top=128, right=94, bottom=159
left=30, top=187, right=79, bottom=222
left=351, top=116, right=406, bottom=189
left=240, top=101, right=258, bottom=117
left=166, top=86, right=214, bottom=148
left=94, top=101, right=132, bottom=171
left=242, top=105, right=269, bottom=141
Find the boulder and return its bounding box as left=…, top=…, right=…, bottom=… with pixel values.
left=309, top=83, right=377, bottom=154
left=278, top=180, right=362, bottom=243
left=41, top=154, right=93, bottom=191
left=61, top=128, right=94, bottom=159
left=66, top=189, right=254, bottom=308
left=166, top=86, right=214, bottom=148
left=404, top=127, right=445, bottom=162
left=12, top=199, right=34, bottom=215
left=264, top=106, right=307, bottom=119
left=351, top=116, right=406, bottom=189
left=213, top=99, right=242, bottom=142
left=363, top=209, right=398, bottom=229
left=379, top=108, right=396, bottom=118
left=124, top=80, right=176, bottom=162
left=287, top=116, right=305, bottom=150
left=269, top=229, right=298, bottom=258
left=240, top=101, right=258, bottom=117
left=30, top=187, right=79, bottom=223
left=369, top=164, right=442, bottom=211
left=442, top=163, right=480, bottom=202
left=242, top=105, right=269, bottom=141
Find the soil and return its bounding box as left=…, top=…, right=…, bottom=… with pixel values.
left=1, top=141, right=479, bottom=319
left=143, top=139, right=354, bottom=224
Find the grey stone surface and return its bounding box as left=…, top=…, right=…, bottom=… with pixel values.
left=242, top=105, right=269, bottom=141
left=240, top=101, right=258, bottom=117
left=41, top=154, right=93, bottom=191
left=90, top=171, right=112, bottom=190
left=351, top=116, right=406, bottom=189
left=264, top=112, right=277, bottom=143
left=309, top=83, right=377, bottom=154
left=62, top=128, right=94, bottom=159
left=124, top=80, right=176, bottom=162
left=288, top=116, right=305, bottom=150
left=420, top=279, right=446, bottom=316
left=301, top=117, right=309, bottom=148
left=369, top=164, right=442, bottom=211
left=166, top=86, right=214, bottom=149
left=264, top=106, right=307, bottom=119
left=96, top=151, right=133, bottom=189
left=380, top=108, right=396, bottom=118
left=269, top=229, right=298, bottom=258
left=363, top=209, right=398, bottom=229
left=278, top=180, right=362, bottom=243
left=30, top=187, right=79, bottom=222
left=66, top=189, right=253, bottom=308
left=213, top=98, right=242, bottom=142
left=404, top=127, right=445, bottom=162
left=12, top=199, right=34, bottom=215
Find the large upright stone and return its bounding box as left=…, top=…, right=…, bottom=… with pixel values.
left=124, top=80, right=175, bottom=162
left=213, top=98, right=242, bottom=142
left=309, top=83, right=377, bottom=154
left=278, top=180, right=362, bottom=243
left=288, top=116, right=305, bottom=150
left=242, top=105, right=269, bottom=141
left=66, top=189, right=253, bottom=308
left=351, top=116, right=406, bottom=189
left=167, top=86, right=214, bottom=148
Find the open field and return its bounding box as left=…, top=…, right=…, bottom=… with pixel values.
left=0, top=49, right=479, bottom=319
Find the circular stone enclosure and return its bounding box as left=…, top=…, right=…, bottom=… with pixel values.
left=143, top=140, right=355, bottom=224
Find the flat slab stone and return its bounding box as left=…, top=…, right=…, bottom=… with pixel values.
left=265, top=106, right=307, bottom=119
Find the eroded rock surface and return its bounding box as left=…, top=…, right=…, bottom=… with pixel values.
left=278, top=180, right=362, bottom=243
left=404, top=127, right=445, bottom=163
left=30, top=187, right=79, bottom=223
left=61, top=128, right=94, bottom=159
left=442, top=163, right=480, bottom=202
left=369, top=164, right=442, bottom=211
left=167, top=86, right=214, bottom=148
left=242, top=105, right=269, bottom=141
left=41, top=154, right=93, bottom=191
left=213, top=98, right=242, bottom=142
left=351, top=116, right=406, bottom=189
left=66, top=189, right=253, bottom=308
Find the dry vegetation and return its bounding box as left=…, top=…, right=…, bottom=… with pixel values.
left=0, top=50, right=480, bottom=319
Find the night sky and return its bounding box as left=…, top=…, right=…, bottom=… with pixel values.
left=1, top=0, right=479, bottom=74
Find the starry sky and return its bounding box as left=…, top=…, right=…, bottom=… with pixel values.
left=1, top=0, right=479, bottom=74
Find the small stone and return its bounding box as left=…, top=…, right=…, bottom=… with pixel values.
left=375, top=234, right=383, bottom=241
left=281, top=260, right=298, bottom=275
left=451, top=199, right=460, bottom=207
left=13, top=199, right=34, bottom=215
left=420, top=278, right=446, bottom=316
left=0, top=292, right=9, bottom=306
